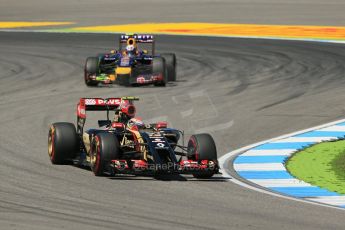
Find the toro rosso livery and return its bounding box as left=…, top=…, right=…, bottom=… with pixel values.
left=48, top=97, right=219, bottom=178
left=84, top=34, right=176, bottom=87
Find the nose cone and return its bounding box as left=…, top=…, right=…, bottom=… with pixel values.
left=116, top=67, right=131, bottom=75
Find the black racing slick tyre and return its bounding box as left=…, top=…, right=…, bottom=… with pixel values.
left=161, top=53, right=176, bottom=82
left=84, top=57, right=99, bottom=86
left=90, top=133, right=120, bottom=176
left=152, top=57, right=167, bottom=87
left=187, top=133, right=218, bottom=179
left=48, top=122, right=78, bottom=164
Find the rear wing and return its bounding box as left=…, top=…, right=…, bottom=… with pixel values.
left=119, top=34, right=155, bottom=55
left=77, top=97, right=139, bottom=118
left=76, top=96, right=139, bottom=134
left=120, top=34, right=154, bottom=43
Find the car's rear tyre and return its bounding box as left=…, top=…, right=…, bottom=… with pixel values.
left=48, top=122, right=78, bottom=164
left=187, top=133, right=218, bottom=179
left=152, top=57, right=167, bottom=87
left=161, top=53, right=176, bottom=82
left=90, top=133, right=120, bottom=176
left=84, top=57, right=99, bottom=86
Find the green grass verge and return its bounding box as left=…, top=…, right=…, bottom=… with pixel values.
left=286, top=140, right=345, bottom=194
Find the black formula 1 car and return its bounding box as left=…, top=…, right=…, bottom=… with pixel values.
left=84, top=34, right=176, bottom=87
left=48, top=97, right=219, bottom=178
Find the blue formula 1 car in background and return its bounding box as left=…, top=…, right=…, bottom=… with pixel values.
left=84, top=34, right=176, bottom=87
left=48, top=97, right=219, bottom=179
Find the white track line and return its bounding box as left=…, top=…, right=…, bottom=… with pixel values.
left=272, top=137, right=337, bottom=143
left=248, top=179, right=312, bottom=187
left=234, top=163, right=285, bottom=171
left=307, top=196, right=345, bottom=206
left=241, top=149, right=296, bottom=156
left=318, top=126, right=345, bottom=132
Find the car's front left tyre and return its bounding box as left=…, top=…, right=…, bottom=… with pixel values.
left=48, top=122, right=79, bottom=164
left=84, top=57, right=99, bottom=86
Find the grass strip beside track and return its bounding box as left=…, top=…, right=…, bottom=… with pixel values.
left=286, top=140, right=345, bottom=194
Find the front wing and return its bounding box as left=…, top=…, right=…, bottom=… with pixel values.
left=88, top=73, right=163, bottom=85
left=110, top=159, right=219, bottom=175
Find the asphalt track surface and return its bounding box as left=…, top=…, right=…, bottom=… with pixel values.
left=2, top=0, right=345, bottom=229
left=1, top=31, right=345, bottom=230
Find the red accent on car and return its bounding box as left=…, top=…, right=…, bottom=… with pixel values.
left=77, top=103, right=86, bottom=118
left=111, top=122, right=125, bottom=129
left=121, top=104, right=136, bottom=117
left=179, top=160, right=214, bottom=170
left=152, top=73, right=163, bottom=81
left=156, top=121, right=168, bottom=129
left=200, top=160, right=209, bottom=165
left=179, top=160, right=200, bottom=170
left=132, top=160, right=148, bottom=169
left=112, top=160, right=129, bottom=170
left=111, top=160, right=148, bottom=171
left=78, top=98, right=124, bottom=113
left=94, top=98, right=122, bottom=106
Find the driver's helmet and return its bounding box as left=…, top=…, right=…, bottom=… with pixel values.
left=127, top=118, right=145, bottom=131
left=126, top=44, right=136, bottom=57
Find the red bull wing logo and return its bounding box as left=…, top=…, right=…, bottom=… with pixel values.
left=136, top=74, right=163, bottom=84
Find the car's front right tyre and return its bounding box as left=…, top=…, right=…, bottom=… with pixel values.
left=90, top=133, right=120, bottom=176
left=161, top=53, right=176, bottom=82
left=152, top=57, right=167, bottom=87
left=187, top=133, right=218, bottom=179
